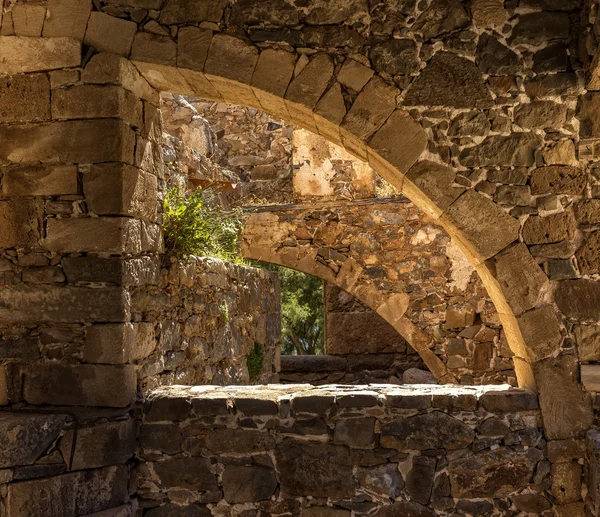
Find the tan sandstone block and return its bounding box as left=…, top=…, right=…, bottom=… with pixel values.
left=315, top=83, right=346, bottom=126
left=204, top=34, right=259, bottom=84
left=252, top=48, right=296, bottom=98
left=45, top=217, right=143, bottom=253
left=581, top=365, right=600, bottom=392
left=554, top=503, right=585, bottom=517
left=338, top=59, right=374, bottom=94
left=0, top=119, right=136, bottom=166
left=0, top=200, right=42, bottom=249
left=177, top=26, right=213, bottom=72
left=517, top=306, right=563, bottom=362
left=82, top=53, right=159, bottom=104
left=368, top=110, right=427, bottom=180
left=551, top=462, right=582, bottom=504
left=0, top=367, right=7, bottom=405
left=522, top=211, right=578, bottom=245
left=403, top=160, right=465, bottom=219
left=85, top=323, right=155, bottom=364
left=2, top=165, right=78, bottom=196
left=132, top=61, right=195, bottom=95
left=342, top=76, right=399, bottom=141
left=23, top=364, right=136, bottom=407
left=534, top=354, right=594, bottom=440
left=0, top=36, right=81, bottom=74
left=0, top=73, right=50, bottom=122
left=83, top=163, right=158, bottom=221
left=471, top=0, right=507, bottom=29
left=11, top=4, right=46, bottom=37
left=285, top=53, right=334, bottom=110
left=575, top=324, right=600, bottom=362
left=43, top=0, right=92, bottom=40
left=131, top=32, right=177, bottom=67
left=178, top=68, right=222, bottom=101
left=52, top=84, right=143, bottom=128
left=442, top=190, right=520, bottom=263
left=84, top=12, right=137, bottom=56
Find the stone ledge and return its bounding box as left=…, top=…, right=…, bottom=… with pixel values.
left=146, top=384, right=538, bottom=417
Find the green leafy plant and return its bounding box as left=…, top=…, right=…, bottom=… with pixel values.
left=162, top=186, right=244, bottom=261
left=219, top=300, right=229, bottom=325
left=247, top=341, right=264, bottom=381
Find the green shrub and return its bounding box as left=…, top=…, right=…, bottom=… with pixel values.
left=219, top=300, right=229, bottom=325
left=247, top=341, right=264, bottom=381
left=162, top=186, right=244, bottom=261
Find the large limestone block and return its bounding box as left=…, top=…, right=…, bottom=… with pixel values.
left=0, top=413, right=69, bottom=468
left=153, top=457, right=218, bottom=490
left=131, top=32, right=176, bottom=67
left=45, top=217, right=143, bottom=254
left=517, top=306, right=563, bottom=361
left=177, top=26, right=213, bottom=72
left=52, top=85, right=143, bottom=128
left=62, top=255, right=161, bottom=286
left=442, top=190, right=520, bottom=262
left=83, top=164, right=158, bottom=221
left=534, top=354, right=594, bottom=440
left=85, top=323, right=156, bottom=364
left=0, top=200, right=43, bottom=249
left=60, top=419, right=135, bottom=470
left=285, top=53, right=334, bottom=110
left=82, top=53, right=159, bottom=105
left=84, top=12, right=137, bottom=56
left=555, top=280, right=600, bottom=320
left=522, top=211, right=577, bottom=245
left=0, top=36, right=81, bottom=74
left=0, top=119, right=136, bottom=166
left=342, top=76, right=399, bottom=141
left=222, top=465, right=277, bottom=503
left=204, top=34, right=258, bottom=84
left=23, top=364, right=136, bottom=407
left=43, top=0, right=92, bottom=40
left=0, top=73, right=50, bottom=122
left=11, top=5, right=46, bottom=37
left=530, top=165, right=586, bottom=195
left=2, top=165, right=78, bottom=197
left=575, top=324, right=600, bottom=362
left=459, top=133, right=542, bottom=167
left=0, top=285, right=129, bottom=323
left=252, top=48, right=296, bottom=97
left=6, top=466, right=128, bottom=517
left=159, top=0, right=228, bottom=24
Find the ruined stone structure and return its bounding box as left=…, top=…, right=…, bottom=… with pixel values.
left=1, top=0, right=600, bottom=514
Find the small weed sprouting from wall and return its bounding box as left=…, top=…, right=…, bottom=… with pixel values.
left=247, top=342, right=264, bottom=382
left=219, top=300, right=229, bottom=325
left=162, top=186, right=244, bottom=262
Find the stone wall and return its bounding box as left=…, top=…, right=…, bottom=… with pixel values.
left=137, top=384, right=550, bottom=516
left=130, top=257, right=281, bottom=391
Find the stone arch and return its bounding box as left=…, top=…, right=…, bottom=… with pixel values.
left=0, top=0, right=595, bottom=447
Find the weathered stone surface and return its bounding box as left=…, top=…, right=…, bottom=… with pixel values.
left=45, top=218, right=145, bottom=254
left=0, top=199, right=43, bottom=249
left=275, top=440, right=354, bottom=497
left=0, top=286, right=129, bottom=324
left=370, top=39, right=419, bottom=76
left=575, top=324, right=600, bottom=362
left=303, top=509, right=349, bottom=517
left=222, top=465, right=277, bottom=503
left=534, top=43, right=568, bottom=74
left=412, top=0, right=469, bottom=40
left=404, top=52, right=492, bottom=109
left=512, top=494, right=552, bottom=513
left=145, top=505, right=210, bottom=517
left=84, top=12, right=137, bottom=56
left=480, top=390, right=539, bottom=412
left=338, top=59, right=374, bottom=93
left=476, top=33, right=521, bottom=75
left=518, top=306, right=562, bottom=361
left=0, top=413, right=68, bottom=468
left=552, top=461, right=582, bottom=504
left=252, top=48, right=296, bottom=97
left=575, top=200, right=600, bottom=225
left=555, top=280, right=600, bottom=321
left=23, top=364, right=136, bottom=407
left=444, top=190, right=520, bottom=261
left=0, top=119, right=135, bottom=166
left=525, top=73, right=578, bottom=98
left=579, top=94, right=600, bottom=138
left=205, top=35, right=258, bottom=84
left=131, top=33, right=177, bottom=67
left=372, top=501, right=434, bottom=517
left=304, top=0, right=368, bottom=25
left=60, top=420, right=135, bottom=470
left=205, top=429, right=275, bottom=454
left=334, top=418, right=376, bottom=447
left=140, top=423, right=182, bottom=454
left=0, top=73, right=50, bottom=122
left=406, top=456, right=436, bottom=504
left=231, top=0, right=299, bottom=26
left=548, top=439, right=585, bottom=463
left=405, top=160, right=464, bottom=214
left=530, top=166, right=586, bottom=195
left=510, top=12, right=570, bottom=45
left=2, top=165, right=78, bottom=197
left=448, top=448, right=537, bottom=498
left=84, top=164, right=158, bottom=221
left=85, top=323, right=155, bottom=364
left=534, top=355, right=594, bottom=440
left=459, top=133, right=542, bottom=167
left=315, top=83, right=346, bottom=125
left=520, top=0, right=580, bottom=9
left=448, top=111, right=489, bottom=137
left=160, top=0, right=227, bottom=23
left=0, top=36, right=81, bottom=74
left=154, top=458, right=217, bottom=491
left=10, top=5, right=46, bottom=37
left=285, top=53, right=334, bottom=113
left=514, top=101, right=567, bottom=129
left=62, top=256, right=160, bottom=286
left=43, top=0, right=92, bottom=40
left=576, top=232, right=600, bottom=275
left=356, top=463, right=403, bottom=497
left=380, top=411, right=474, bottom=451
left=6, top=466, right=128, bottom=517
left=522, top=211, right=577, bottom=245
left=471, top=0, right=507, bottom=28
left=281, top=355, right=346, bottom=372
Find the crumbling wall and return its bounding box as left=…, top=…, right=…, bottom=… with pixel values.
left=138, top=384, right=548, bottom=516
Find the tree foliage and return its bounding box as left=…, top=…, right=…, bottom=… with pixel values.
left=255, top=265, right=324, bottom=355
left=162, top=186, right=244, bottom=262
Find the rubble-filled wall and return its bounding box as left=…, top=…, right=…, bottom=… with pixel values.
left=138, top=384, right=549, bottom=517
